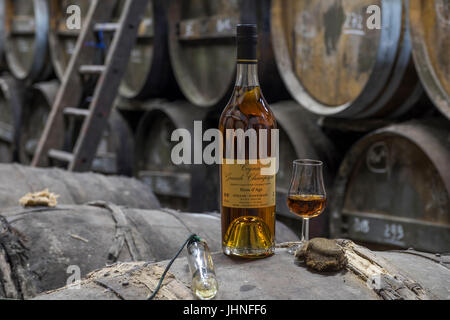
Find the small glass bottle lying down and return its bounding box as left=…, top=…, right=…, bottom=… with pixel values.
left=187, top=236, right=219, bottom=300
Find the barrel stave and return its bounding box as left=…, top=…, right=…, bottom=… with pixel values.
left=18, top=80, right=60, bottom=164
left=0, top=76, right=23, bottom=163
left=4, top=0, right=52, bottom=83
left=409, top=0, right=450, bottom=120
left=119, top=0, right=176, bottom=99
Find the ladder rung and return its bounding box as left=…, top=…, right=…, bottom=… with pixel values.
left=94, top=23, right=119, bottom=32
left=79, top=65, right=106, bottom=75
left=48, top=149, right=74, bottom=163
left=64, top=108, right=90, bottom=118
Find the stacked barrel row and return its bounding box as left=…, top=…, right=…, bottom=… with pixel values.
left=128, top=0, right=449, bottom=252
left=0, top=0, right=138, bottom=175
left=0, top=1, right=448, bottom=113
left=0, top=0, right=448, bottom=252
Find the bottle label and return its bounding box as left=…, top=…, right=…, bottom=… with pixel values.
left=221, top=158, right=276, bottom=208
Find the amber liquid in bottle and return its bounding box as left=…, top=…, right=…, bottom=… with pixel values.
left=219, top=25, right=277, bottom=258
left=287, top=195, right=327, bottom=218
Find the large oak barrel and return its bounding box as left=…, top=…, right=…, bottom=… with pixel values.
left=3, top=0, right=52, bottom=83
left=17, top=80, right=61, bottom=165
left=49, top=0, right=174, bottom=100
left=34, top=245, right=450, bottom=300
left=409, top=0, right=450, bottom=120
left=88, top=108, right=135, bottom=176
left=0, top=163, right=160, bottom=209
left=118, top=0, right=176, bottom=99
left=0, top=0, right=5, bottom=70
left=0, top=204, right=297, bottom=298
left=271, top=0, right=423, bottom=118
left=12, top=79, right=135, bottom=175
left=48, top=0, right=90, bottom=80
left=168, top=0, right=287, bottom=107
left=134, top=100, right=207, bottom=210
left=273, top=101, right=339, bottom=237
left=0, top=205, right=220, bottom=298
left=0, top=76, right=23, bottom=163
left=330, top=120, right=450, bottom=253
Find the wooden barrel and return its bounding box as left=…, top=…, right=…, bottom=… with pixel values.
left=273, top=101, right=339, bottom=237
left=409, top=0, right=450, bottom=120
left=330, top=120, right=450, bottom=253
left=134, top=100, right=207, bottom=210
left=0, top=204, right=298, bottom=298
left=0, top=0, right=5, bottom=70
left=13, top=79, right=135, bottom=175
left=17, top=80, right=60, bottom=165
left=118, top=0, right=176, bottom=99
left=49, top=0, right=174, bottom=100
left=0, top=76, right=23, bottom=163
left=4, top=0, right=52, bottom=83
left=48, top=0, right=91, bottom=80
left=0, top=163, right=161, bottom=209
left=89, top=109, right=135, bottom=176
left=168, top=0, right=287, bottom=107
left=271, top=0, right=423, bottom=118
left=34, top=245, right=450, bottom=300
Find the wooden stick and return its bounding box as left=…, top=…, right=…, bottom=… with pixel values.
left=336, top=240, right=434, bottom=300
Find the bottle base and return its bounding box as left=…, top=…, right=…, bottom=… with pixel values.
left=222, top=244, right=275, bottom=259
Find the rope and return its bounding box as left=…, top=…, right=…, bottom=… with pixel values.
left=85, top=30, right=107, bottom=49
left=87, top=201, right=142, bottom=263
left=146, top=234, right=201, bottom=300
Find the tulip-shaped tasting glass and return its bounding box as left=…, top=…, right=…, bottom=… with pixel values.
left=287, top=160, right=327, bottom=254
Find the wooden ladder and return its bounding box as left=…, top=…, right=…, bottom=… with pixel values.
left=32, top=0, right=149, bottom=172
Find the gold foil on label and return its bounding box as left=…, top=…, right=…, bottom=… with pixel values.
left=221, top=158, right=276, bottom=208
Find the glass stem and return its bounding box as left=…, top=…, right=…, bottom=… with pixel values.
left=301, top=218, right=309, bottom=242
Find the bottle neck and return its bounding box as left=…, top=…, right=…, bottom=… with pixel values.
left=235, top=63, right=259, bottom=88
